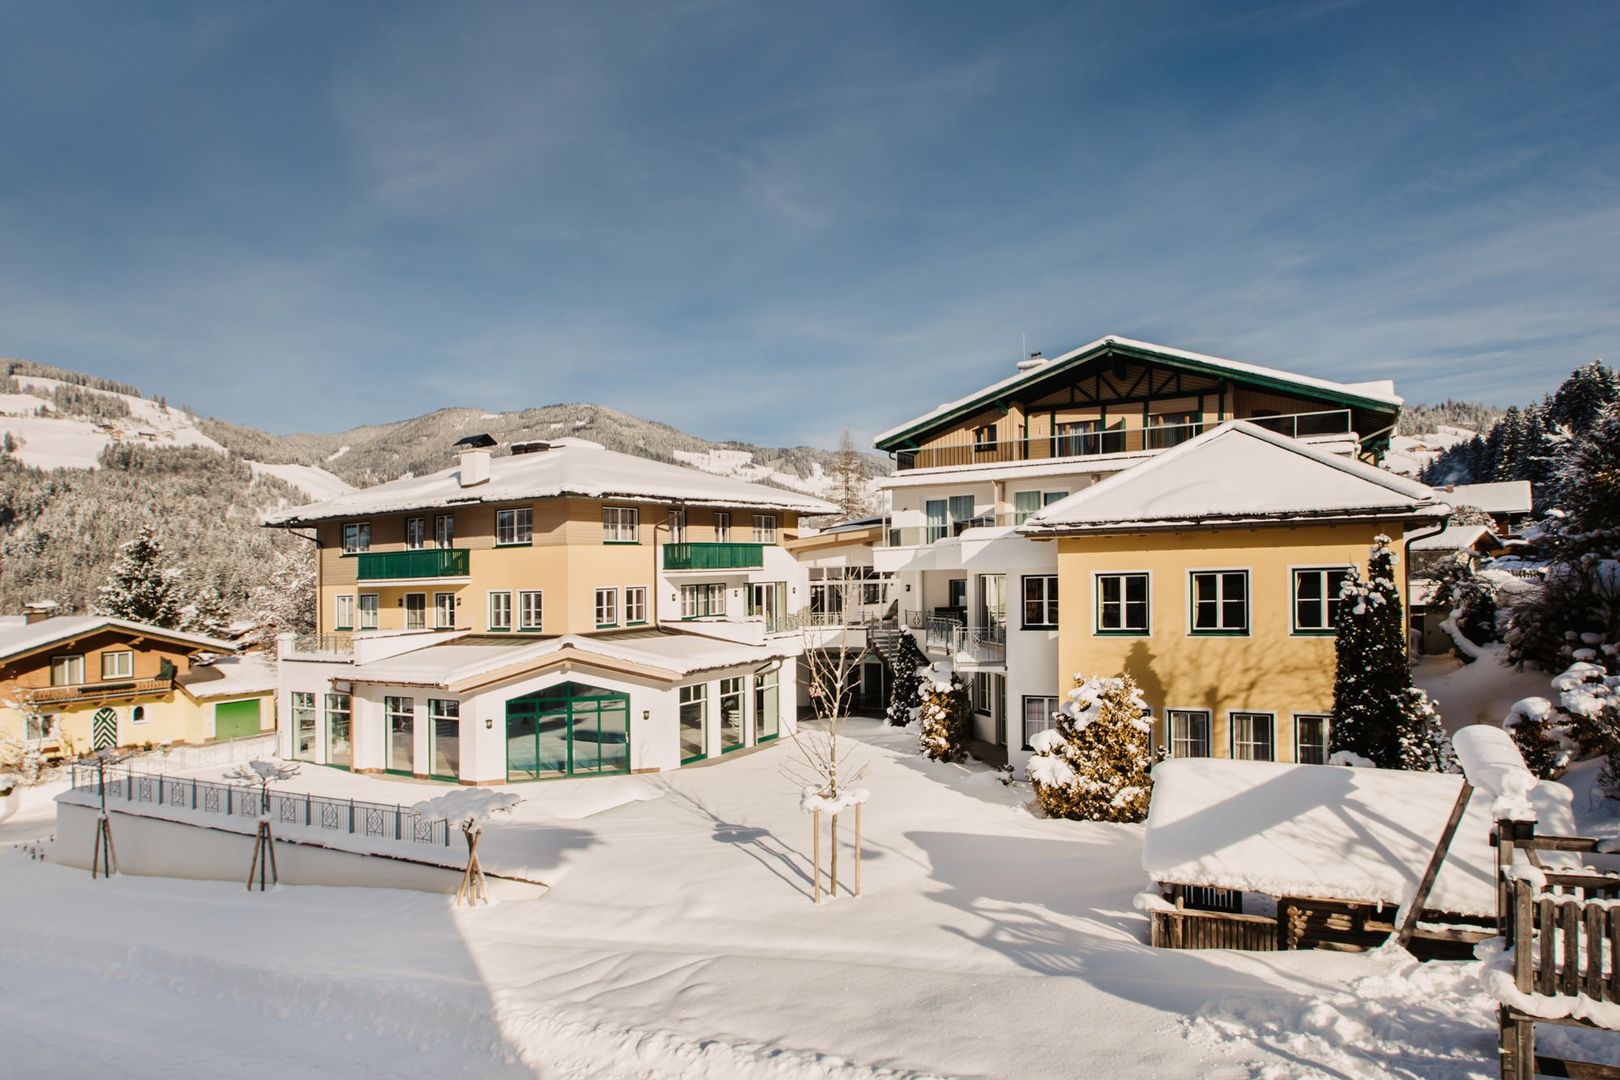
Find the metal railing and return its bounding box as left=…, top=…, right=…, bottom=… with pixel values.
left=663, top=542, right=765, bottom=571
left=287, top=633, right=354, bottom=657
left=67, top=763, right=452, bottom=847
left=356, top=547, right=470, bottom=581
left=894, top=409, right=1353, bottom=471
left=914, top=616, right=1006, bottom=662
left=764, top=609, right=885, bottom=635
left=20, top=675, right=174, bottom=707
left=883, top=514, right=1024, bottom=547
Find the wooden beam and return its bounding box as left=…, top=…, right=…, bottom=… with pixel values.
left=1396, top=779, right=1474, bottom=949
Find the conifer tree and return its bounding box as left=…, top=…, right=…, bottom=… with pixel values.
left=92, top=524, right=186, bottom=628
left=832, top=430, right=870, bottom=520
left=1027, top=673, right=1156, bottom=822
left=917, top=663, right=970, bottom=762
left=885, top=632, right=927, bottom=726
left=1331, top=535, right=1453, bottom=770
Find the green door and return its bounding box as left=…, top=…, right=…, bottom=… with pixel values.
left=214, top=698, right=261, bottom=741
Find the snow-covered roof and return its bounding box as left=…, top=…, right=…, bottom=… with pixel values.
left=1410, top=523, right=1500, bottom=552
left=263, top=438, right=837, bottom=526
left=345, top=629, right=787, bottom=689
left=1018, top=421, right=1445, bottom=535
left=875, top=335, right=1403, bottom=449
left=0, top=616, right=236, bottom=664
left=1429, top=480, right=1533, bottom=517
left=1142, top=758, right=1575, bottom=917
left=175, top=654, right=277, bottom=700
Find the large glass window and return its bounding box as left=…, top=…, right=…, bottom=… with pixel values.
left=325, top=693, right=352, bottom=768
left=1190, top=571, right=1249, bottom=634
left=434, top=514, right=454, bottom=548
left=334, top=594, right=355, bottom=631
left=624, top=586, right=647, bottom=625
left=292, top=691, right=317, bottom=760
left=496, top=507, right=533, bottom=545
left=405, top=517, right=426, bottom=549
left=720, top=677, right=745, bottom=752
left=1097, top=573, right=1150, bottom=633
left=949, top=495, right=975, bottom=534
left=429, top=699, right=460, bottom=779
left=341, top=522, right=370, bottom=553
left=752, top=514, right=778, bottom=544
left=434, top=591, right=456, bottom=629
left=519, top=590, right=543, bottom=631
left=1055, top=419, right=1101, bottom=457
left=1294, top=567, right=1351, bottom=633
left=1022, top=696, right=1058, bottom=751
left=1022, top=575, right=1058, bottom=628
left=594, top=588, right=618, bottom=628
left=100, top=650, right=134, bottom=680
left=748, top=581, right=786, bottom=621
left=681, top=583, right=725, bottom=618
left=602, top=506, right=639, bottom=542
left=505, top=682, right=629, bottom=780
left=358, top=593, right=379, bottom=630
left=1149, top=411, right=1202, bottom=449
left=385, top=696, right=414, bottom=773
left=1014, top=490, right=1042, bottom=524
left=488, top=591, right=513, bottom=631
left=925, top=499, right=949, bottom=543
left=50, top=654, right=84, bottom=686
left=1295, top=714, right=1331, bottom=765
left=1168, top=709, right=1211, bottom=758
left=405, top=593, right=426, bottom=630
left=754, top=672, right=779, bottom=743
left=680, top=683, right=707, bottom=762
left=1230, top=712, right=1275, bottom=761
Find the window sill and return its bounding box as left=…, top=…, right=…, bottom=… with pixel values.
left=1189, top=630, right=1250, bottom=637
left=595, top=623, right=619, bottom=630
left=1022, top=623, right=1058, bottom=631
left=518, top=627, right=545, bottom=633
left=603, top=540, right=641, bottom=546
left=626, top=620, right=648, bottom=627
left=488, top=627, right=511, bottom=634
left=494, top=541, right=532, bottom=548
left=1291, top=629, right=1336, bottom=637
left=1094, top=629, right=1149, bottom=637
left=334, top=626, right=354, bottom=633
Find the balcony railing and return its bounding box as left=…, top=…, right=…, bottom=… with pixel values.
left=893, top=409, right=1352, bottom=471
left=20, top=675, right=174, bottom=707
left=356, top=547, right=470, bottom=581
left=286, top=633, right=355, bottom=657
left=910, top=615, right=1006, bottom=663
left=663, top=542, right=765, bottom=571
left=883, top=514, right=1024, bottom=547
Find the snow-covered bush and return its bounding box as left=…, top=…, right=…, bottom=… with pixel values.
left=1027, top=674, right=1156, bottom=822
left=1502, top=696, right=1569, bottom=779
left=1428, top=555, right=1501, bottom=652
left=917, top=662, right=969, bottom=763
left=1551, top=661, right=1620, bottom=796
left=885, top=632, right=927, bottom=727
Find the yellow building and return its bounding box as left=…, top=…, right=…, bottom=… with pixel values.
left=0, top=614, right=275, bottom=758
left=1018, top=421, right=1448, bottom=763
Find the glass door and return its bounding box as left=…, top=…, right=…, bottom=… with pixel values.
left=385, top=697, right=414, bottom=774
left=753, top=672, right=779, bottom=743
left=978, top=574, right=1006, bottom=631
left=325, top=694, right=352, bottom=769
left=429, top=700, right=460, bottom=779
left=719, top=678, right=744, bottom=752
left=679, top=684, right=707, bottom=763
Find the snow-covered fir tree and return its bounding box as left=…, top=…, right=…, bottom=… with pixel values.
left=181, top=582, right=234, bottom=638
left=917, top=662, right=970, bottom=762
left=1552, top=662, right=1620, bottom=796
left=884, top=632, right=927, bottom=727
left=243, top=545, right=317, bottom=648
left=92, top=524, right=187, bottom=628
left=1331, top=536, right=1452, bottom=770
left=1027, top=674, right=1155, bottom=822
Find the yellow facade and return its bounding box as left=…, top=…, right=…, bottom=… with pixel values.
left=314, top=498, right=800, bottom=637
left=1054, top=521, right=1413, bottom=762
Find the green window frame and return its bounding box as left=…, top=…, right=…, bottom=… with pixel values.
left=504, top=682, right=631, bottom=781
left=495, top=507, right=533, bottom=546
left=720, top=676, right=745, bottom=752
left=428, top=698, right=461, bottom=780
left=624, top=586, right=648, bottom=625
left=1294, top=714, right=1331, bottom=765
left=1292, top=567, right=1351, bottom=635
left=679, top=683, right=707, bottom=763
left=1021, top=695, right=1059, bottom=751
left=1230, top=711, right=1275, bottom=761
left=385, top=695, right=414, bottom=774
left=594, top=587, right=618, bottom=628
left=1021, top=575, right=1058, bottom=629
left=519, top=590, right=543, bottom=631
left=1189, top=570, right=1248, bottom=635
left=1096, top=572, right=1149, bottom=634
left=753, top=671, right=779, bottom=743
left=325, top=693, right=352, bottom=769
left=488, top=590, right=513, bottom=631
left=292, top=691, right=318, bottom=761
left=1167, top=709, right=1211, bottom=758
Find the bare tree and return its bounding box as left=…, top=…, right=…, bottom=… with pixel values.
left=223, top=759, right=301, bottom=891
left=832, top=430, right=871, bottom=520
left=413, top=789, right=521, bottom=907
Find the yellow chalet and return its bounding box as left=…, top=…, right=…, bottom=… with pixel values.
left=0, top=613, right=274, bottom=758
left=1017, top=421, right=1448, bottom=764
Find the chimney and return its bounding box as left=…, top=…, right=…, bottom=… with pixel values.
left=452, top=434, right=496, bottom=487
left=1016, top=351, right=1047, bottom=373
left=24, top=600, right=58, bottom=625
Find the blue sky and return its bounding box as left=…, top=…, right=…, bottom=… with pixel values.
left=3, top=1, right=1618, bottom=448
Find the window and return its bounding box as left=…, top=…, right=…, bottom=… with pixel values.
left=341, top=522, right=370, bottom=553
left=334, top=594, right=356, bottom=631
left=25, top=713, right=58, bottom=744
left=428, top=699, right=460, bottom=779
left=519, top=590, right=543, bottom=631
left=753, top=514, right=778, bottom=544
left=749, top=581, right=785, bottom=620
left=495, top=507, right=533, bottom=545
left=1097, top=573, right=1150, bottom=634
left=595, top=587, right=618, bottom=628
left=1168, top=709, right=1212, bottom=758
left=1295, top=714, right=1331, bottom=765
left=1190, top=570, right=1249, bottom=634
left=949, top=494, right=975, bottom=533
left=668, top=508, right=687, bottom=544
left=714, top=511, right=731, bottom=543
left=1022, top=575, right=1058, bottom=628
left=1150, top=411, right=1202, bottom=449
left=947, top=578, right=968, bottom=610
left=602, top=506, right=639, bottom=543
left=720, top=676, right=745, bottom=751
left=1043, top=490, right=1069, bottom=506
left=488, top=590, right=512, bottom=631
left=405, top=516, right=426, bottom=549
left=405, top=593, right=426, bottom=630
left=624, top=586, right=647, bottom=625
left=754, top=671, right=779, bottom=743
left=358, top=593, right=379, bottom=630
left=100, top=650, right=134, bottom=680
left=1014, top=491, right=1071, bottom=524
left=1022, top=696, right=1059, bottom=751
left=973, top=424, right=996, bottom=453
left=434, top=592, right=457, bottom=629
left=292, top=691, right=317, bottom=759
left=131, top=705, right=147, bottom=725
left=679, top=683, right=707, bottom=762
left=434, top=514, right=455, bottom=548
left=925, top=499, right=949, bottom=543
left=1230, top=712, right=1275, bottom=761
left=325, top=693, right=352, bottom=768
left=1293, top=567, right=1351, bottom=633
left=681, top=583, right=726, bottom=618
left=972, top=672, right=993, bottom=714
left=1055, top=419, right=1101, bottom=457
left=385, top=696, right=414, bottom=773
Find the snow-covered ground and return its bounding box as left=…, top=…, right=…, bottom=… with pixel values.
left=0, top=373, right=226, bottom=469
left=1414, top=644, right=1550, bottom=733
left=4, top=717, right=1595, bottom=1079
left=674, top=446, right=878, bottom=505
left=248, top=460, right=355, bottom=500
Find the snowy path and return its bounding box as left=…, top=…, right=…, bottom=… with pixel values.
left=0, top=720, right=1523, bottom=1078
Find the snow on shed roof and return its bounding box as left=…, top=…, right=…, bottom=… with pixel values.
left=0, top=616, right=236, bottom=664
left=263, top=439, right=837, bottom=526
left=1410, top=523, right=1500, bottom=552
left=1142, top=758, right=1575, bottom=917
left=1018, top=420, right=1444, bottom=535
left=1429, top=480, right=1533, bottom=516
left=874, top=335, right=1403, bottom=448
left=175, top=654, right=277, bottom=700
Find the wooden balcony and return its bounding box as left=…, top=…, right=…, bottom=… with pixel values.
left=20, top=675, right=175, bottom=707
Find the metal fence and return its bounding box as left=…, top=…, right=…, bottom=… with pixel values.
left=67, top=763, right=452, bottom=847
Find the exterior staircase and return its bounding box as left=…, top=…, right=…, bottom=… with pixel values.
left=866, top=625, right=906, bottom=670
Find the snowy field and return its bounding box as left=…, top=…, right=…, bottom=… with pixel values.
left=2, top=718, right=1610, bottom=1078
